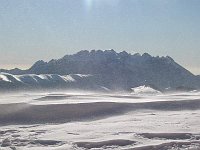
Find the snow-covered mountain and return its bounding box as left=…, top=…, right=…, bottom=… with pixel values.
left=1, top=50, right=200, bottom=91
left=0, top=73, right=105, bottom=91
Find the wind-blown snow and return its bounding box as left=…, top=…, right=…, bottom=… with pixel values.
left=131, top=85, right=161, bottom=95
left=0, top=91, right=200, bottom=149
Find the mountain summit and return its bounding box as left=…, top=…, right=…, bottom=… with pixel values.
left=1, top=50, right=200, bottom=91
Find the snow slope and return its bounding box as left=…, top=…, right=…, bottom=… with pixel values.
left=0, top=73, right=97, bottom=91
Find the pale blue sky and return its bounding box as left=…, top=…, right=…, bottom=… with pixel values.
left=0, top=0, right=200, bottom=74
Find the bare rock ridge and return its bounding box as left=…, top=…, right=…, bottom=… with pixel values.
left=0, top=50, right=200, bottom=91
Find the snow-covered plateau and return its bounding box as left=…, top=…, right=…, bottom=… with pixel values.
left=0, top=91, right=200, bottom=150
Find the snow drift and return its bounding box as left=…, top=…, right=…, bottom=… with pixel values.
left=131, top=85, right=161, bottom=95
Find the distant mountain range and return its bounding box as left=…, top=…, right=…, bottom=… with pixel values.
left=1, top=50, right=200, bottom=92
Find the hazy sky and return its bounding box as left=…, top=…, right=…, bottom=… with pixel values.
left=0, top=0, right=200, bottom=74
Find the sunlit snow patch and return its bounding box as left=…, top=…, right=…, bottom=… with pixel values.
left=131, top=85, right=161, bottom=95
left=0, top=74, right=11, bottom=82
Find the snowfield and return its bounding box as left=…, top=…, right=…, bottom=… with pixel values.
left=0, top=73, right=91, bottom=84
left=0, top=91, right=200, bottom=150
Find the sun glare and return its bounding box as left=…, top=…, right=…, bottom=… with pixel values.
left=85, top=0, right=93, bottom=9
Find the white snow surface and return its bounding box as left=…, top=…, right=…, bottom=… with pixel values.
left=0, top=72, right=90, bottom=84
left=0, top=91, right=200, bottom=149
left=0, top=74, right=11, bottom=82
left=131, top=85, right=161, bottom=95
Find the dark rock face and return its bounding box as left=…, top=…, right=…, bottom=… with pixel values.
left=1, top=50, right=200, bottom=91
